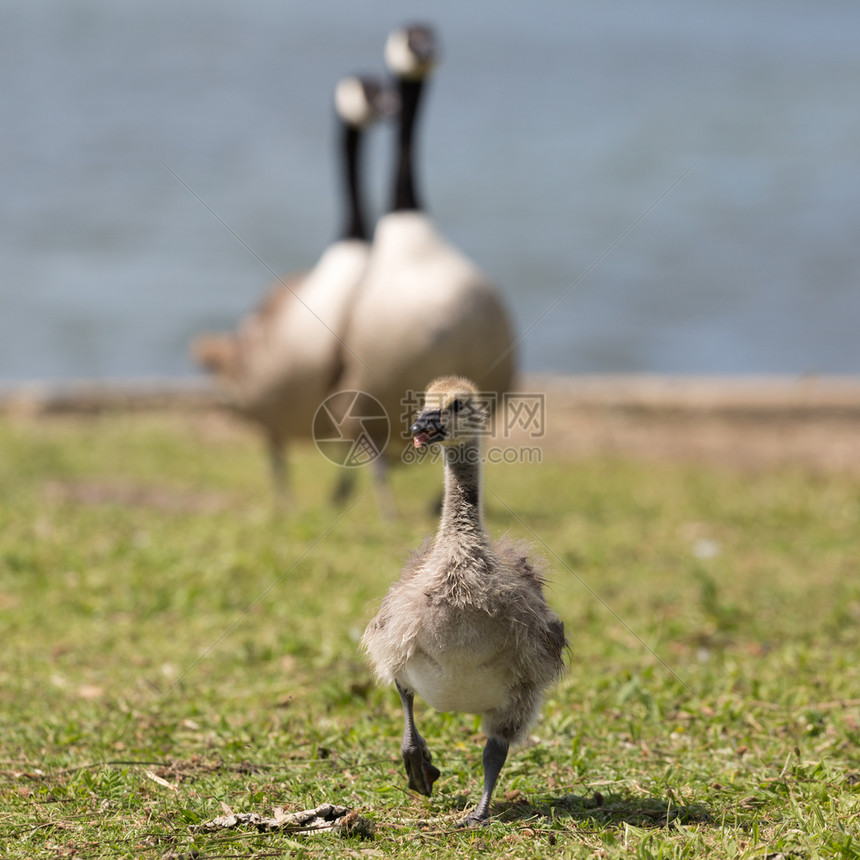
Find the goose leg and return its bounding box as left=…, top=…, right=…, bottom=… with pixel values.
left=373, top=457, right=396, bottom=519
left=396, top=680, right=440, bottom=796
left=457, top=736, right=509, bottom=827
left=267, top=435, right=288, bottom=501
left=331, top=469, right=355, bottom=505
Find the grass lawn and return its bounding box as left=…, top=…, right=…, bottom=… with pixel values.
left=1, top=410, right=859, bottom=858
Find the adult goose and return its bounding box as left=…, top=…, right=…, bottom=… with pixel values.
left=335, top=26, right=516, bottom=491
left=362, top=376, right=566, bottom=826
left=192, top=76, right=392, bottom=495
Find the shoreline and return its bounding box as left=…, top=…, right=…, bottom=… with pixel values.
left=2, top=374, right=859, bottom=474
left=2, top=373, right=859, bottom=415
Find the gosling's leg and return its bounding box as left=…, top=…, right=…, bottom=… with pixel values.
left=396, top=680, right=440, bottom=796
left=457, top=736, right=509, bottom=827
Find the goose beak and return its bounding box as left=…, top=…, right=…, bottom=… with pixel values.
left=374, top=87, right=401, bottom=119
left=410, top=410, right=445, bottom=448
left=408, top=26, right=438, bottom=66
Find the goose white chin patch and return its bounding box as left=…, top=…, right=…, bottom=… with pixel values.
left=335, top=77, right=373, bottom=127
left=385, top=30, right=424, bottom=78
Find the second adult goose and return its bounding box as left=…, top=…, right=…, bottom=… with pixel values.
left=362, top=376, right=566, bottom=826
left=336, top=26, right=516, bottom=485
left=192, top=76, right=392, bottom=495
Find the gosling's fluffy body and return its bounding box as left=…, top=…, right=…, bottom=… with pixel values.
left=364, top=535, right=564, bottom=743
left=362, top=376, right=566, bottom=825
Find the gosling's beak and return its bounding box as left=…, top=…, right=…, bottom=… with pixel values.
left=410, top=410, right=445, bottom=448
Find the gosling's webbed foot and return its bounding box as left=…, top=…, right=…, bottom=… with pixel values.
left=453, top=810, right=490, bottom=829
left=395, top=681, right=440, bottom=796
left=452, top=736, right=508, bottom=828
left=401, top=743, right=441, bottom=796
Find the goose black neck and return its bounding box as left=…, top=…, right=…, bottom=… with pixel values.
left=339, top=123, right=368, bottom=241
left=391, top=77, right=426, bottom=213
left=439, top=440, right=484, bottom=538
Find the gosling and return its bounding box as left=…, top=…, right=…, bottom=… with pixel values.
left=362, top=376, right=566, bottom=826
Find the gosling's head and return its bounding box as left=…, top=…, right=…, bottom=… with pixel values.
left=410, top=376, right=488, bottom=448
left=385, top=24, right=439, bottom=81
left=334, top=76, right=398, bottom=129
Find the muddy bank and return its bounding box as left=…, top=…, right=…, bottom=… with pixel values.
left=513, top=375, right=860, bottom=474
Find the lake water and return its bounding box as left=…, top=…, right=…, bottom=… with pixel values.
left=2, top=0, right=859, bottom=381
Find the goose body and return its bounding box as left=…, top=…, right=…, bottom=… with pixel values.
left=362, top=376, right=566, bottom=826
left=224, top=239, right=370, bottom=432
left=192, top=77, right=391, bottom=494
left=341, top=211, right=514, bottom=444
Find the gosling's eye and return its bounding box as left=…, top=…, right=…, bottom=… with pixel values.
left=450, top=399, right=463, bottom=414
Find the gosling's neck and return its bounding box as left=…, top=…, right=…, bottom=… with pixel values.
left=437, top=438, right=486, bottom=545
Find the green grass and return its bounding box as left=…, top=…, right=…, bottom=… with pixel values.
left=1, top=410, right=859, bottom=858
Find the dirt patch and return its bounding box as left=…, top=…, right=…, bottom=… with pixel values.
left=503, top=375, right=860, bottom=475
left=43, top=479, right=236, bottom=514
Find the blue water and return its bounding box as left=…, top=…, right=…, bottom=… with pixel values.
left=2, top=0, right=859, bottom=381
